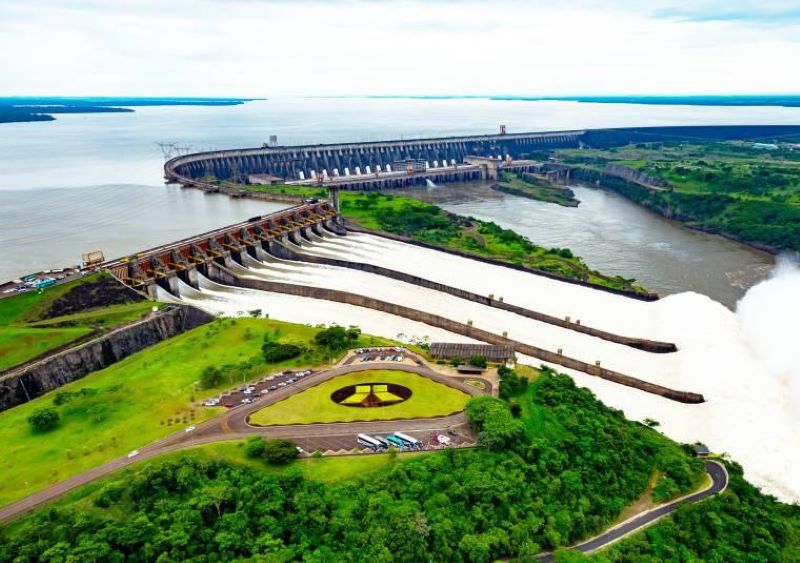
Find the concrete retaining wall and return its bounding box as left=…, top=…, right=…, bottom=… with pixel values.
left=0, top=305, right=214, bottom=412
left=271, top=243, right=676, bottom=353
left=218, top=272, right=703, bottom=404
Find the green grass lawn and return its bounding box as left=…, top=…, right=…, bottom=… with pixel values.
left=249, top=369, right=469, bottom=426
left=24, top=301, right=156, bottom=328
left=0, top=327, right=92, bottom=371
left=0, top=318, right=401, bottom=508
left=0, top=276, right=156, bottom=372
left=161, top=441, right=431, bottom=482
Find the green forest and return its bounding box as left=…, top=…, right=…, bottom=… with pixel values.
left=557, top=142, right=800, bottom=252
left=7, top=368, right=795, bottom=562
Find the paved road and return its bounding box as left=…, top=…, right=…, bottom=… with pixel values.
left=0, top=360, right=485, bottom=523
left=537, top=460, right=729, bottom=561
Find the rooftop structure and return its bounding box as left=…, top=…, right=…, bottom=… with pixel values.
left=429, top=343, right=515, bottom=363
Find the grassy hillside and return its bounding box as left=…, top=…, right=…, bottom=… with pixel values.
left=557, top=141, right=800, bottom=252
left=0, top=318, right=393, bottom=507
left=0, top=275, right=154, bottom=372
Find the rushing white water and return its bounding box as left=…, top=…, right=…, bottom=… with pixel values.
left=175, top=272, right=479, bottom=349
left=165, top=233, right=800, bottom=502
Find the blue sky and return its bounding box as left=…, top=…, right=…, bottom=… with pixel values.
left=0, top=0, right=798, bottom=96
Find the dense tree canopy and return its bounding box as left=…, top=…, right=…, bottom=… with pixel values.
left=0, top=371, right=733, bottom=562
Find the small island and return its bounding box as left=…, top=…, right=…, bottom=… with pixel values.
left=492, top=170, right=580, bottom=207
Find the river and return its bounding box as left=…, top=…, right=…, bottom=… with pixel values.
left=0, top=97, right=792, bottom=299
left=396, top=182, right=773, bottom=308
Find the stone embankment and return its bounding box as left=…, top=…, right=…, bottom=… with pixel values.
left=270, top=242, right=676, bottom=353
left=0, top=305, right=213, bottom=412
left=211, top=268, right=702, bottom=404
left=603, top=164, right=669, bottom=190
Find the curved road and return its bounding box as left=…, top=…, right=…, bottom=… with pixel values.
left=537, top=460, right=729, bottom=561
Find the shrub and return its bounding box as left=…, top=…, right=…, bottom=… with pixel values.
left=262, top=342, right=302, bottom=363
left=498, top=365, right=529, bottom=400
left=469, top=355, right=487, bottom=369
left=28, top=407, right=60, bottom=432
left=244, top=436, right=266, bottom=459
left=262, top=439, right=300, bottom=464
left=450, top=357, right=463, bottom=367
left=199, top=366, right=224, bottom=389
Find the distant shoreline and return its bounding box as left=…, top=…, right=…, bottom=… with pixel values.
left=331, top=94, right=800, bottom=108
left=0, top=97, right=260, bottom=124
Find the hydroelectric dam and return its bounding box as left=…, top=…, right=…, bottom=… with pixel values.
left=164, top=128, right=584, bottom=189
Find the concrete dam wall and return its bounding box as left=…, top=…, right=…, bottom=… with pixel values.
left=165, top=130, right=585, bottom=183
left=212, top=270, right=703, bottom=404
left=269, top=241, right=677, bottom=353
left=0, top=305, right=213, bottom=413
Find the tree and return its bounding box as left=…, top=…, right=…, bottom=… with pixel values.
left=244, top=436, right=266, bottom=459
left=28, top=407, right=59, bottom=432
left=200, top=366, right=224, bottom=389
left=469, top=355, right=487, bottom=369
left=262, top=439, right=299, bottom=464
left=450, top=357, right=463, bottom=367
left=262, top=342, right=302, bottom=363
left=313, top=325, right=360, bottom=352
left=465, top=396, right=524, bottom=451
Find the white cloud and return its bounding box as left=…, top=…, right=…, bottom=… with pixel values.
left=0, top=0, right=798, bottom=96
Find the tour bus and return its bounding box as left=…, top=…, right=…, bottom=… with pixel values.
left=357, top=434, right=383, bottom=451
left=385, top=435, right=406, bottom=448
left=372, top=436, right=391, bottom=449
left=393, top=432, right=419, bottom=447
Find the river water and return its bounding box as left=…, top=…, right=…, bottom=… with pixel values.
left=0, top=97, right=792, bottom=299
left=397, top=182, right=773, bottom=308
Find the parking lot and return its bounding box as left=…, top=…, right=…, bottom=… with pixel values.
left=292, top=427, right=473, bottom=455
left=201, top=368, right=316, bottom=408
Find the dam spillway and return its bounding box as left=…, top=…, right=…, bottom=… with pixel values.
left=114, top=214, right=800, bottom=501
left=102, top=200, right=340, bottom=297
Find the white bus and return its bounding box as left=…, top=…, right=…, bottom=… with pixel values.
left=357, top=434, right=383, bottom=451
